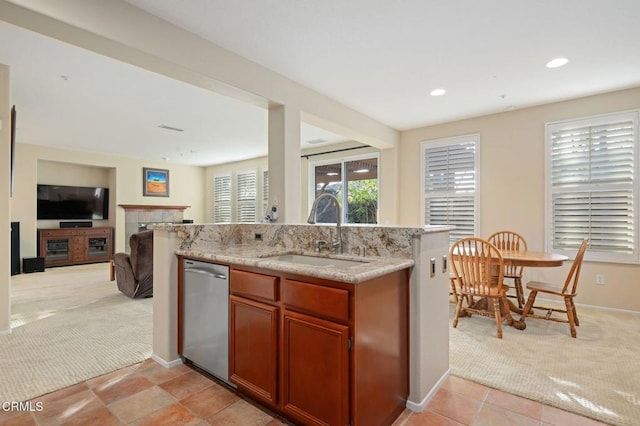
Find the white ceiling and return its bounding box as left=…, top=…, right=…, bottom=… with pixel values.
left=3, top=0, right=640, bottom=166
left=0, top=21, right=346, bottom=166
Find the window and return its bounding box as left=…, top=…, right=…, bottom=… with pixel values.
left=310, top=155, right=378, bottom=224
left=546, top=111, right=639, bottom=263
left=422, top=134, right=479, bottom=243
left=213, top=175, right=231, bottom=223
left=262, top=169, right=269, bottom=217
left=236, top=170, right=257, bottom=223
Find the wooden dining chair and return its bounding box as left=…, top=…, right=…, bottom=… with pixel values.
left=449, top=274, right=473, bottom=306
left=488, top=230, right=527, bottom=308
left=450, top=237, right=513, bottom=338
left=519, top=238, right=589, bottom=338
left=449, top=274, right=458, bottom=304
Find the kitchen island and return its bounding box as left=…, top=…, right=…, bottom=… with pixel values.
left=150, top=223, right=451, bottom=423
left=178, top=248, right=412, bottom=425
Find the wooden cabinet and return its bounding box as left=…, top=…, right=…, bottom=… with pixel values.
left=229, top=295, right=279, bottom=406
left=228, top=266, right=409, bottom=426
left=281, top=278, right=350, bottom=425
left=38, top=227, right=113, bottom=267
left=229, top=270, right=279, bottom=406
left=282, top=310, right=349, bottom=426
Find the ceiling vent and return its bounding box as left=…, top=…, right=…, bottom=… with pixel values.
left=158, top=124, right=184, bottom=132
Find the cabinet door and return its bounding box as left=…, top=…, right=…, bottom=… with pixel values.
left=87, top=236, right=110, bottom=261
left=229, top=295, right=278, bottom=406
left=41, top=236, right=70, bottom=265
left=282, top=310, right=350, bottom=426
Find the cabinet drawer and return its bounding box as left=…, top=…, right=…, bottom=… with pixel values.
left=230, top=270, right=279, bottom=302
left=283, top=279, right=349, bottom=322
left=79, top=228, right=110, bottom=236
left=40, top=229, right=78, bottom=236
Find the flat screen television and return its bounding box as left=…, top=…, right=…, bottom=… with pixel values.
left=37, top=184, right=109, bottom=220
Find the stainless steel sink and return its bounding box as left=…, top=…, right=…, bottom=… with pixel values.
left=261, top=253, right=369, bottom=269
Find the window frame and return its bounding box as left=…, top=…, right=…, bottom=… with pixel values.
left=421, top=134, right=480, bottom=244
left=545, top=110, right=639, bottom=264
left=307, top=152, right=380, bottom=224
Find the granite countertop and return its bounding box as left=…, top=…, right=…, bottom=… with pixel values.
left=176, top=245, right=414, bottom=284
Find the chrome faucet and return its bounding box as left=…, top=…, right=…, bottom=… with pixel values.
left=307, top=192, right=342, bottom=254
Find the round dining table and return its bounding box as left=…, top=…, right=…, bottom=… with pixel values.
left=451, top=248, right=569, bottom=330
left=499, top=249, right=568, bottom=267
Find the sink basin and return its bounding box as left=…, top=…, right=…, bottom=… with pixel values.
left=262, top=254, right=369, bottom=269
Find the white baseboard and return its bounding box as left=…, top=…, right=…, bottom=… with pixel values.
left=406, top=369, right=450, bottom=412
left=151, top=353, right=183, bottom=368
left=0, top=328, right=11, bottom=337
left=577, top=302, right=640, bottom=315
left=536, top=297, right=640, bottom=315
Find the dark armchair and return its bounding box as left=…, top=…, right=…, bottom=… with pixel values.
left=114, top=230, right=153, bottom=298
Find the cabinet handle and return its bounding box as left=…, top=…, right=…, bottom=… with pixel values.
left=442, top=255, right=448, bottom=273
left=430, top=258, right=436, bottom=278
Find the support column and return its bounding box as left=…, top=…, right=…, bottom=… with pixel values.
left=0, top=64, right=11, bottom=335
left=151, top=228, right=181, bottom=366
left=268, top=104, right=301, bottom=223
left=379, top=147, right=399, bottom=225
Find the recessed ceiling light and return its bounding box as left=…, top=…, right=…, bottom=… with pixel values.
left=546, top=57, right=569, bottom=68
left=430, top=88, right=446, bottom=97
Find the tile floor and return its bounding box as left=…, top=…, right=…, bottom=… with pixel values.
left=0, top=360, right=608, bottom=425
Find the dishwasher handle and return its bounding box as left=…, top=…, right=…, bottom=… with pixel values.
left=185, top=268, right=227, bottom=280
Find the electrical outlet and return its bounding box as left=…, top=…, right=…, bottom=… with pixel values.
left=596, top=274, right=605, bottom=285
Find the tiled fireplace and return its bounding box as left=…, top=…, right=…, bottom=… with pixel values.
left=119, top=204, right=190, bottom=251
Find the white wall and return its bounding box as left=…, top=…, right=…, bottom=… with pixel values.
left=399, top=87, right=640, bottom=312
left=11, top=143, right=206, bottom=256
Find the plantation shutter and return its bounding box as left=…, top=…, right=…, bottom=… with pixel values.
left=213, top=175, right=231, bottom=223
left=549, top=114, right=636, bottom=259
left=423, top=137, right=478, bottom=243
left=236, top=170, right=257, bottom=223
left=263, top=169, right=269, bottom=214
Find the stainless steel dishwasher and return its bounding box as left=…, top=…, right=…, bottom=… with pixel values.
left=182, top=259, right=233, bottom=386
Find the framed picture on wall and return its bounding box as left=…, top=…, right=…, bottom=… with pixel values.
left=143, top=167, right=169, bottom=197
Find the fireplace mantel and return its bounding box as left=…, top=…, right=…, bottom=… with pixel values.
left=118, top=204, right=190, bottom=211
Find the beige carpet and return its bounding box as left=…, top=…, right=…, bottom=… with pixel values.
left=1, top=263, right=152, bottom=402
left=449, top=302, right=640, bottom=426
